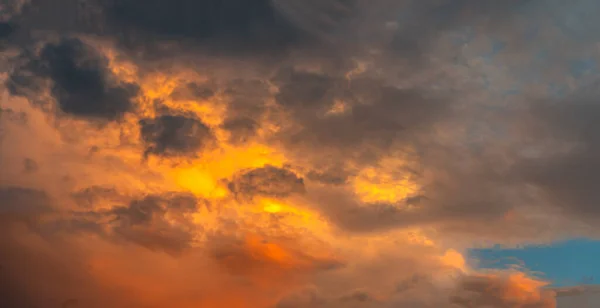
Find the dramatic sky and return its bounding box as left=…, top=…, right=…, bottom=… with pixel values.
left=1, top=0, right=600, bottom=307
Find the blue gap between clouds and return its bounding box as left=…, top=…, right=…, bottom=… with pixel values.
left=468, top=239, right=600, bottom=287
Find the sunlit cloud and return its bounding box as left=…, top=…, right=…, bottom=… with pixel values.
left=3, top=0, right=600, bottom=307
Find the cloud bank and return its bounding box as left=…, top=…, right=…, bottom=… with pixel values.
left=2, top=0, right=599, bottom=307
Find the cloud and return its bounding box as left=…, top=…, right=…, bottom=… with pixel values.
left=509, top=81, right=600, bottom=224
left=3, top=0, right=600, bottom=307
left=67, top=192, right=202, bottom=255
left=97, top=0, right=305, bottom=57
left=228, top=165, right=305, bottom=199
left=71, top=185, right=125, bottom=209
left=451, top=273, right=556, bottom=308
left=0, top=186, right=52, bottom=216
left=0, top=21, right=16, bottom=40
left=274, top=271, right=557, bottom=308
left=7, top=37, right=139, bottom=120
left=139, top=114, right=214, bottom=158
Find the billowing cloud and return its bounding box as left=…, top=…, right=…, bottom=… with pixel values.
left=3, top=0, right=600, bottom=307
left=139, top=115, right=213, bottom=158
left=229, top=165, right=305, bottom=199
left=68, top=192, right=202, bottom=255
left=7, top=37, right=139, bottom=120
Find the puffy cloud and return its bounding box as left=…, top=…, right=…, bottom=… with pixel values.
left=139, top=114, right=213, bottom=158
left=7, top=37, right=139, bottom=120
left=229, top=165, right=305, bottom=199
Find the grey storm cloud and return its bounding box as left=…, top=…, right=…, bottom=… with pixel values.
left=98, top=0, right=305, bottom=54
left=71, top=185, right=125, bottom=208
left=511, top=80, right=600, bottom=224
left=169, top=82, right=215, bottom=101
left=0, top=21, right=16, bottom=40
left=228, top=165, right=305, bottom=199
left=139, top=114, right=214, bottom=158
left=66, top=192, right=202, bottom=255
left=220, top=78, right=271, bottom=144
left=7, top=37, right=139, bottom=120
left=269, top=68, right=453, bottom=176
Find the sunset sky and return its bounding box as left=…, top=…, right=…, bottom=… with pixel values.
left=2, top=1, right=600, bottom=307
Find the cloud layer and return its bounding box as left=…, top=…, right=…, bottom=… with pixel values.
left=2, top=0, right=599, bottom=307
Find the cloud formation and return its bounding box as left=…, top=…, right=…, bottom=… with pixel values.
left=139, top=115, right=213, bottom=158
left=2, top=0, right=600, bottom=307
left=7, top=37, right=139, bottom=120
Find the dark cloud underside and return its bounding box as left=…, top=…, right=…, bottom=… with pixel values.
left=229, top=165, right=305, bottom=199
left=7, top=37, right=139, bottom=120
left=139, top=115, right=213, bottom=158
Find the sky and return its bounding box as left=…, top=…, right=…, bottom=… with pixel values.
left=1, top=0, right=600, bottom=307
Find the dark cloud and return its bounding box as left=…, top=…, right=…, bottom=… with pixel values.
left=339, top=290, right=374, bottom=303
left=98, top=0, right=305, bottom=55
left=0, top=186, right=52, bottom=216
left=54, top=191, right=202, bottom=256
left=220, top=78, right=270, bottom=143
left=170, top=82, right=215, bottom=101
left=512, top=81, right=600, bottom=224
left=0, top=107, right=28, bottom=124
left=271, top=0, right=364, bottom=44
left=395, top=274, right=431, bottom=293
left=0, top=21, right=16, bottom=40
left=1, top=0, right=596, bottom=307
left=66, top=192, right=202, bottom=255
left=228, top=165, right=305, bottom=199
left=275, top=288, right=326, bottom=308
left=308, top=158, right=517, bottom=235
left=71, top=185, right=124, bottom=208
left=6, top=37, right=139, bottom=120
left=139, top=114, right=213, bottom=158
left=273, top=70, right=449, bottom=156
left=450, top=274, right=555, bottom=308
left=22, top=157, right=38, bottom=173
left=221, top=117, right=259, bottom=144
left=273, top=68, right=340, bottom=112
left=208, top=233, right=342, bottom=280
left=306, top=166, right=348, bottom=186
left=553, top=285, right=600, bottom=298
left=274, top=289, right=382, bottom=308
left=275, top=271, right=556, bottom=308
left=389, top=0, right=532, bottom=63
left=315, top=196, right=420, bottom=233
left=107, top=193, right=199, bottom=254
